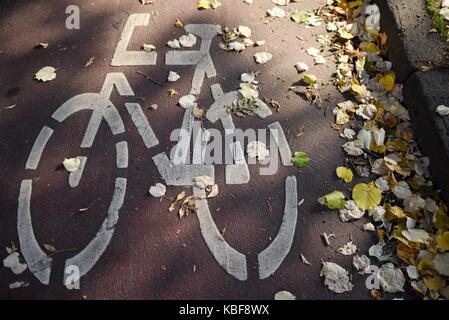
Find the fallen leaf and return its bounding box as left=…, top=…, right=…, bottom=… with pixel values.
left=85, top=57, right=95, bottom=68
left=247, top=141, right=270, bottom=160
left=168, top=88, right=178, bottom=97
left=175, top=19, right=183, bottom=28
left=318, top=191, right=346, bottom=210
left=254, top=52, right=273, bottom=64
left=352, top=182, right=382, bottom=211
left=178, top=95, right=197, bottom=108
left=303, top=74, right=317, bottom=86
left=44, top=244, right=57, bottom=253
left=179, top=33, right=197, bottom=47
left=436, top=105, right=449, bottom=116
left=336, top=167, right=353, bottom=183
left=168, top=71, right=180, bottom=82
left=291, top=151, right=310, bottom=168
left=207, top=184, right=219, bottom=198
left=143, top=44, right=156, bottom=52
left=197, top=0, right=211, bottom=9
left=35, top=66, right=57, bottom=82
left=321, top=262, right=354, bottom=293
left=300, top=253, right=311, bottom=265
left=63, top=157, right=81, bottom=172
left=378, top=263, right=405, bottom=293
left=195, top=176, right=214, bottom=189
left=149, top=183, right=167, bottom=197
left=338, top=241, right=357, bottom=256
left=274, top=291, right=296, bottom=300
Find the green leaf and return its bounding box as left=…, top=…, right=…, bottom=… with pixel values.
left=318, top=191, right=346, bottom=209
left=291, top=10, right=311, bottom=24
left=292, top=152, right=310, bottom=168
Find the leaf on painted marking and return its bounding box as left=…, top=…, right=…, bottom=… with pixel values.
left=352, top=182, right=382, bottom=211
left=178, top=95, right=197, bottom=108
left=195, top=175, right=214, bottom=189
left=207, top=184, right=219, bottom=198
left=318, top=191, right=346, bottom=210
left=35, top=66, right=57, bottom=82
left=142, top=44, right=156, bottom=52
left=291, top=151, right=310, bottom=168
left=336, top=167, right=353, bottom=183
left=63, top=157, right=81, bottom=172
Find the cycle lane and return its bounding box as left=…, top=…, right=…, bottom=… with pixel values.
left=0, top=0, right=382, bottom=299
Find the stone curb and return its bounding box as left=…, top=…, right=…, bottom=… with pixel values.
left=374, top=0, right=449, bottom=202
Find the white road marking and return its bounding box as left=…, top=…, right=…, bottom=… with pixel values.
left=166, top=24, right=221, bottom=94
left=63, top=178, right=127, bottom=284
left=153, top=153, right=214, bottom=186
left=111, top=14, right=157, bottom=66
left=258, top=176, right=298, bottom=279
left=100, top=73, right=135, bottom=98
left=172, top=107, right=195, bottom=165
left=192, top=122, right=210, bottom=165
left=69, top=156, right=87, bottom=188
left=116, top=142, right=128, bottom=169
left=268, top=122, right=292, bottom=166
left=193, top=186, right=248, bottom=281
left=51, top=93, right=125, bottom=148
left=25, top=126, right=54, bottom=170
left=210, top=84, right=250, bottom=184
left=125, top=103, right=159, bottom=149
left=18, top=180, right=53, bottom=284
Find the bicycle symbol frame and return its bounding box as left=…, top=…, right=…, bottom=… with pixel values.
left=18, top=13, right=299, bottom=286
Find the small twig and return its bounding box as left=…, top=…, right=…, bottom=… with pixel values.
left=136, top=71, right=164, bottom=87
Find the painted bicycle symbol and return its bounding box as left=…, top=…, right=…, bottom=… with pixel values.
left=18, top=13, right=299, bottom=286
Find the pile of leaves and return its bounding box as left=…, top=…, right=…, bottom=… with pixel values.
left=313, top=0, right=449, bottom=299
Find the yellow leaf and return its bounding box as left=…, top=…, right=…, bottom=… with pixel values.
left=417, top=258, right=432, bottom=272
left=197, top=0, right=211, bottom=9
left=378, top=72, right=396, bottom=92
left=361, top=42, right=381, bottom=54
left=351, top=84, right=367, bottom=97
left=352, top=182, right=382, bottom=211
left=437, top=231, right=449, bottom=251
left=348, top=0, right=363, bottom=8
left=175, top=19, right=183, bottom=28
left=424, top=274, right=442, bottom=291
left=385, top=203, right=406, bottom=221
left=168, top=88, right=178, bottom=96
left=336, top=167, right=353, bottom=183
